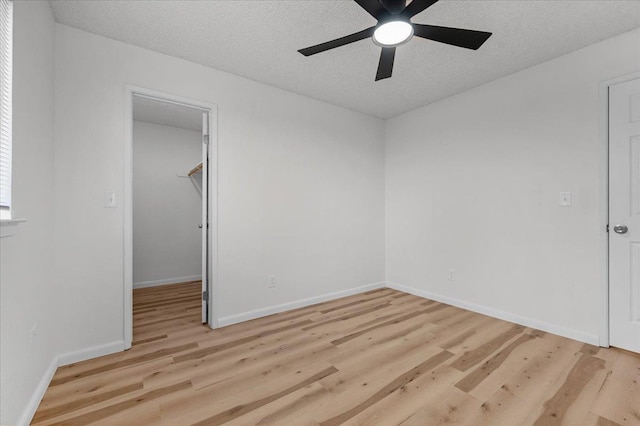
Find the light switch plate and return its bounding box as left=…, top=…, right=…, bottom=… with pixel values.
left=559, top=192, right=571, bottom=207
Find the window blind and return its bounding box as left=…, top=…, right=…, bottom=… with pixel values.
left=0, top=0, right=12, bottom=211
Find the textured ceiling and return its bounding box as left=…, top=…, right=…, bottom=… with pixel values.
left=50, top=0, right=640, bottom=118
left=133, top=95, right=203, bottom=131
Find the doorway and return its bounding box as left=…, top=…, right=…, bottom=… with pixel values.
left=124, top=86, right=217, bottom=349
left=608, top=76, right=640, bottom=354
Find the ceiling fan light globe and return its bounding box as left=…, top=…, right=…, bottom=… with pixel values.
left=372, top=21, right=414, bottom=47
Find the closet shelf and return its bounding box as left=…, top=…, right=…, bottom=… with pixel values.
left=188, top=162, right=203, bottom=177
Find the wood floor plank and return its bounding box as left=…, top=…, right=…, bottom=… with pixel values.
left=473, top=338, right=585, bottom=425
left=466, top=333, right=552, bottom=403
left=251, top=383, right=329, bottom=425
left=455, top=334, right=536, bottom=393
left=132, top=334, right=168, bottom=346
left=319, top=292, right=394, bottom=314
left=397, top=385, right=481, bottom=426
left=219, top=382, right=329, bottom=426
left=353, top=303, right=425, bottom=330
left=159, top=362, right=333, bottom=425
left=189, top=340, right=337, bottom=392
left=439, top=315, right=513, bottom=354
left=32, top=382, right=143, bottom=423
left=313, top=339, right=453, bottom=420
left=32, top=282, right=640, bottom=426
left=48, top=381, right=191, bottom=426
left=330, top=308, right=432, bottom=346
left=318, top=350, right=454, bottom=425
left=146, top=331, right=315, bottom=391
left=172, top=319, right=313, bottom=363
left=590, top=350, right=640, bottom=425
left=191, top=366, right=339, bottom=425
left=37, top=358, right=173, bottom=411
left=49, top=343, right=198, bottom=386
left=449, top=324, right=526, bottom=371
left=301, top=302, right=392, bottom=331
left=394, top=390, right=482, bottom=426
left=551, top=358, right=620, bottom=425
left=596, top=415, right=623, bottom=426
left=532, top=354, right=605, bottom=425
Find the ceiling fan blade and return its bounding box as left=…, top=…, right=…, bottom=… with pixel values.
left=375, top=47, right=396, bottom=81
left=298, top=27, right=376, bottom=56
left=402, top=0, right=439, bottom=18
left=413, top=24, right=492, bottom=50
left=354, top=0, right=390, bottom=20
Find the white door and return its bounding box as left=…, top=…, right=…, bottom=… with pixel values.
left=201, top=112, right=209, bottom=324
left=609, top=78, right=640, bottom=353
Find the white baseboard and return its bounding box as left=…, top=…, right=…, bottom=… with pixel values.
left=386, top=281, right=600, bottom=346
left=133, top=275, right=201, bottom=289
left=217, top=282, right=387, bottom=327
left=16, top=357, right=58, bottom=426
left=16, top=340, right=125, bottom=425
left=57, top=340, right=125, bottom=367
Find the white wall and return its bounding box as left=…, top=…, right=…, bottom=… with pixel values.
left=385, top=28, right=640, bottom=345
left=10, top=10, right=634, bottom=424
left=53, top=24, right=385, bottom=352
left=133, top=121, right=202, bottom=286
left=0, top=1, right=57, bottom=424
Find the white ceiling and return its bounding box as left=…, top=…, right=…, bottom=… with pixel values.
left=50, top=0, right=640, bottom=118
left=133, top=95, right=203, bottom=131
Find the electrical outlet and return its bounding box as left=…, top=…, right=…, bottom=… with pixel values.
left=448, top=269, right=456, bottom=281
left=30, top=323, right=38, bottom=343
left=268, top=274, right=277, bottom=288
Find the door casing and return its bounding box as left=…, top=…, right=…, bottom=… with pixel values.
left=124, top=85, right=218, bottom=349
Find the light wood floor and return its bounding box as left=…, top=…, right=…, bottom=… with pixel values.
left=32, top=282, right=640, bottom=425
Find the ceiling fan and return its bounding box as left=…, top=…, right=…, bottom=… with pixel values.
left=298, top=0, right=492, bottom=81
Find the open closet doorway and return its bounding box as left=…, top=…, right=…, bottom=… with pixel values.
left=124, top=87, right=217, bottom=349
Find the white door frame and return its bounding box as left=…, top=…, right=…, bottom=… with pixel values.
left=599, top=70, right=640, bottom=347
left=124, top=85, right=219, bottom=349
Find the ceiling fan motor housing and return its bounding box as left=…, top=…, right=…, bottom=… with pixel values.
left=379, top=0, right=407, bottom=15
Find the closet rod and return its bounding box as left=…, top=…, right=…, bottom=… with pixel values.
left=188, top=162, right=203, bottom=177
